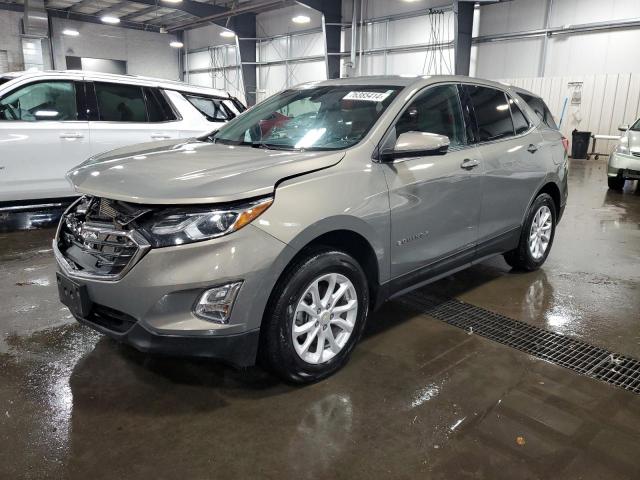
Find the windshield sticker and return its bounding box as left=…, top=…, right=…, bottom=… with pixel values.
left=343, top=90, right=393, bottom=102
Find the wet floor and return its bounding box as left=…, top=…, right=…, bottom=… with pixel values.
left=1, top=159, right=639, bottom=479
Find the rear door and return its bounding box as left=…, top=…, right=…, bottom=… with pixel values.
left=463, top=85, right=547, bottom=252
left=518, top=92, right=566, bottom=166
left=0, top=78, right=91, bottom=202
left=88, top=82, right=181, bottom=156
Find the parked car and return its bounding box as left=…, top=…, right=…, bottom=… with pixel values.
left=0, top=70, right=245, bottom=206
left=608, top=120, right=640, bottom=190
left=54, top=75, right=568, bottom=383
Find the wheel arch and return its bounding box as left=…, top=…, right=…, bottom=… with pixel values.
left=259, top=217, right=386, bottom=320
left=535, top=181, right=562, bottom=218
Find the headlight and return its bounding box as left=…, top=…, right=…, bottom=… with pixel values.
left=139, top=196, right=273, bottom=247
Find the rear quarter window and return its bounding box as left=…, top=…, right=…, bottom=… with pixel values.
left=183, top=93, right=233, bottom=121
left=518, top=93, right=558, bottom=130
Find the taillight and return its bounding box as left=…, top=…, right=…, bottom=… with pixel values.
left=561, top=136, right=569, bottom=153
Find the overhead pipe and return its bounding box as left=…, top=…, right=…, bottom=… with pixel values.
left=167, top=0, right=289, bottom=32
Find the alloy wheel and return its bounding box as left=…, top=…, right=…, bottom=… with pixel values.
left=528, top=205, right=553, bottom=260
left=292, top=273, right=358, bottom=364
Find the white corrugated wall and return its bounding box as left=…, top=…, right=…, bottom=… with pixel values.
left=502, top=74, right=640, bottom=153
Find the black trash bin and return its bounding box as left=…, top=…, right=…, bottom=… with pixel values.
left=571, top=129, right=591, bottom=159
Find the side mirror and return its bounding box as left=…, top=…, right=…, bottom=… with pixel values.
left=381, top=131, right=450, bottom=162
left=618, top=124, right=630, bottom=132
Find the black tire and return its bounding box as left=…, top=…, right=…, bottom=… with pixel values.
left=608, top=175, right=625, bottom=190
left=504, top=193, right=556, bottom=271
left=260, top=248, right=369, bottom=384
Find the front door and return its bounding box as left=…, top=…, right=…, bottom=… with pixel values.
left=0, top=79, right=90, bottom=202
left=382, top=84, right=483, bottom=280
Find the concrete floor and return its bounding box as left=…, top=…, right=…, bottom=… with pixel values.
left=1, top=158, right=639, bottom=479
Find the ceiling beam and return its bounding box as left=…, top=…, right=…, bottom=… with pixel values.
left=126, top=0, right=228, bottom=19
left=145, top=11, right=192, bottom=25
left=47, top=7, right=162, bottom=31
left=93, top=1, right=131, bottom=17
left=119, top=4, right=159, bottom=21
left=167, top=0, right=288, bottom=32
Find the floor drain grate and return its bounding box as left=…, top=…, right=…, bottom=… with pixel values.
left=400, top=292, right=640, bottom=395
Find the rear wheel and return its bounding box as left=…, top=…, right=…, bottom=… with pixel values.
left=608, top=175, right=625, bottom=190
left=504, top=193, right=556, bottom=271
left=261, top=248, right=369, bottom=384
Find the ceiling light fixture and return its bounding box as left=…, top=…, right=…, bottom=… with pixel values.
left=62, top=29, right=80, bottom=36
left=220, top=30, right=236, bottom=38
left=161, top=0, right=183, bottom=3
left=169, top=41, right=184, bottom=48
left=291, top=15, right=311, bottom=24
left=101, top=15, right=120, bottom=24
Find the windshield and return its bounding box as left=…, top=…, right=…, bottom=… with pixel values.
left=210, top=85, right=401, bottom=151
left=631, top=118, right=640, bottom=131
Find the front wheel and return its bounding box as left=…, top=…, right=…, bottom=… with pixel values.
left=504, top=193, right=556, bottom=271
left=261, top=249, right=369, bottom=384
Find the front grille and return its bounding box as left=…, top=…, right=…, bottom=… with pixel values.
left=87, top=304, right=137, bottom=333
left=632, top=151, right=640, bottom=157
left=401, top=292, right=640, bottom=395
left=56, top=197, right=150, bottom=279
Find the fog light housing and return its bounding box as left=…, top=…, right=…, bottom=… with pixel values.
left=193, top=281, right=242, bottom=323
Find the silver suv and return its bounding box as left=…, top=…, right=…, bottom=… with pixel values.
left=54, top=76, right=568, bottom=383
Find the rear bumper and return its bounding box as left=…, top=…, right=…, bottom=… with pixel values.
left=608, top=152, right=640, bottom=177
left=76, top=313, right=260, bottom=367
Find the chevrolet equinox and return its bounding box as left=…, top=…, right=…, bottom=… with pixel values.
left=54, top=75, right=568, bottom=383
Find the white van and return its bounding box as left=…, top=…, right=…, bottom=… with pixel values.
left=0, top=70, right=245, bottom=206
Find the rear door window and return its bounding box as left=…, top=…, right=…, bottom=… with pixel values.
left=144, top=87, right=178, bottom=122
left=518, top=93, right=558, bottom=130
left=183, top=93, right=232, bottom=121
left=94, top=82, right=146, bottom=122
left=509, top=98, right=530, bottom=135
left=465, top=85, right=514, bottom=142
left=0, top=81, right=77, bottom=121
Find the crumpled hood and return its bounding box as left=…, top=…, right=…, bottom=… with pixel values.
left=68, top=139, right=344, bottom=204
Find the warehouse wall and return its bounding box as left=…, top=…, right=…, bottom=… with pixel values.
left=504, top=73, right=640, bottom=153
left=184, top=24, right=244, bottom=101
left=255, top=4, right=326, bottom=102
left=340, top=0, right=454, bottom=77
left=0, top=11, right=25, bottom=72
left=50, top=18, right=180, bottom=80
left=0, top=10, right=53, bottom=72
left=474, top=0, right=640, bottom=78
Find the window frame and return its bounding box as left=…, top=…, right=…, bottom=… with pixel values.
left=517, top=92, right=557, bottom=131
left=87, top=81, right=181, bottom=124
left=0, top=79, right=84, bottom=123
left=143, top=87, right=180, bottom=123
left=461, top=84, right=534, bottom=145
left=374, top=82, right=472, bottom=162
left=182, top=92, right=235, bottom=122
left=508, top=94, right=532, bottom=136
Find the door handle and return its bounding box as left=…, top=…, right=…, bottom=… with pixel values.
left=460, top=158, right=480, bottom=170
left=59, top=132, right=84, bottom=139
left=527, top=144, right=539, bottom=154
left=151, top=133, right=171, bottom=140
